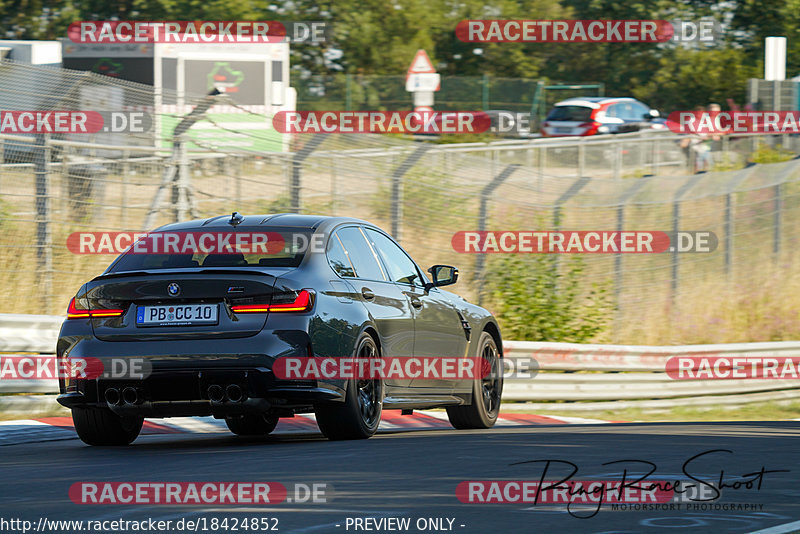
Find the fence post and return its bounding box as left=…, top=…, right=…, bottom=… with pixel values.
left=774, top=182, right=782, bottom=257
left=330, top=155, right=338, bottom=216
left=651, top=135, right=660, bottom=176
left=724, top=193, right=732, bottom=273
left=671, top=175, right=702, bottom=301
left=174, top=140, right=189, bottom=221
left=345, top=74, right=353, bottom=111
left=538, top=144, right=546, bottom=189
left=34, top=133, right=52, bottom=313
left=390, top=145, right=430, bottom=241
left=290, top=135, right=325, bottom=213
left=235, top=156, right=242, bottom=208
left=614, top=141, right=622, bottom=180
left=121, top=150, right=129, bottom=228
left=614, top=178, right=650, bottom=339
left=482, top=74, right=489, bottom=110
left=723, top=165, right=757, bottom=274
left=474, top=164, right=519, bottom=306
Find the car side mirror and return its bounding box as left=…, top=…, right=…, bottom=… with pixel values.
left=426, top=265, right=458, bottom=291
left=645, top=109, right=660, bottom=120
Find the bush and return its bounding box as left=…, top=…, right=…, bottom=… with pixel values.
left=750, top=142, right=795, bottom=164
left=483, top=254, right=612, bottom=342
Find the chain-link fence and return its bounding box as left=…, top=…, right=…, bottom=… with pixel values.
left=3, top=61, right=800, bottom=346
left=294, top=74, right=598, bottom=116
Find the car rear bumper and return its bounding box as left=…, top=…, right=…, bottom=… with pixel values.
left=58, top=366, right=345, bottom=418
left=56, top=321, right=347, bottom=417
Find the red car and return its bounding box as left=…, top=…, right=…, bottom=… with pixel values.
left=540, top=97, right=665, bottom=137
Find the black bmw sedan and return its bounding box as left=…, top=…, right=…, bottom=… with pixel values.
left=57, top=214, right=503, bottom=445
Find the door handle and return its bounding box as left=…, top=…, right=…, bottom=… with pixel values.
left=410, top=298, right=423, bottom=309
left=361, top=287, right=375, bottom=300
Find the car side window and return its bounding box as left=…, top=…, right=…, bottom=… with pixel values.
left=326, top=233, right=355, bottom=277
left=632, top=102, right=650, bottom=119
left=619, top=102, right=637, bottom=121
left=334, top=227, right=386, bottom=281
left=364, top=228, right=422, bottom=286
left=605, top=103, right=619, bottom=118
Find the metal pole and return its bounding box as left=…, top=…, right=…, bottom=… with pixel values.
left=652, top=135, right=660, bottom=176
left=290, top=159, right=301, bottom=213
left=290, top=135, right=325, bottom=214
left=474, top=164, right=520, bottom=305
left=724, top=193, right=732, bottom=273
left=614, top=204, right=624, bottom=341
left=669, top=174, right=702, bottom=302
left=34, top=134, right=52, bottom=312
left=330, top=155, right=338, bottom=216
left=539, top=144, right=546, bottom=188
left=482, top=74, right=489, bottom=110
left=390, top=145, right=430, bottom=241
left=235, top=156, right=242, bottom=208
left=774, top=182, right=782, bottom=256
left=345, top=74, right=353, bottom=111
left=121, top=150, right=129, bottom=228
left=614, top=141, right=622, bottom=180
left=176, top=140, right=189, bottom=222
left=671, top=201, right=680, bottom=301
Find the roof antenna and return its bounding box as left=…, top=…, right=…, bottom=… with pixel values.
left=228, top=212, right=244, bottom=227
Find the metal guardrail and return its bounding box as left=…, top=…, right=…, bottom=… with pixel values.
left=503, top=340, right=800, bottom=409
left=1, top=315, right=798, bottom=413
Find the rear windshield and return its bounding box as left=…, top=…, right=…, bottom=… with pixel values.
left=546, top=105, right=593, bottom=122
left=106, top=228, right=313, bottom=273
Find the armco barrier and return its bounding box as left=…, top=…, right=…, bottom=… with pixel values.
left=1, top=315, right=799, bottom=413
left=503, top=340, right=800, bottom=409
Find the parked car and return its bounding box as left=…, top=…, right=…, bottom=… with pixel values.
left=57, top=213, right=504, bottom=445
left=540, top=97, right=666, bottom=137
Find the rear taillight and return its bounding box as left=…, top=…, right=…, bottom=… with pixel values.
left=578, top=121, right=601, bottom=136
left=231, top=289, right=313, bottom=314
left=66, top=297, right=125, bottom=319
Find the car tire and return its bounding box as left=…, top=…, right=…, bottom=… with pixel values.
left=225, top=414, right=279, bottom=436
left=315, top=333, right=383, bottom=440
left=447, top=331, right=503, bottom=429
left=72, top=407, right=143, bottom=446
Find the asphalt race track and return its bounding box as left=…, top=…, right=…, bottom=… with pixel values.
left=0, top=421, right=799, bottom=533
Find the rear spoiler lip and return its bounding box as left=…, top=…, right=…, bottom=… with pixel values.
left=91, top=267, right=296, bottom=282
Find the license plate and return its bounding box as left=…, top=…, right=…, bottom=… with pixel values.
left=136, top=304, right=218, bottom=326
left=556, top=127, right=572, bottom=133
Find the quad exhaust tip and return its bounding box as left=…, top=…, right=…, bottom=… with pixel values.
left=207, top=384, right=245, bottom=403
left=122, top=387, right=139, bottom=405
left=208, top=384, right=225, bottom=403
left=226, top=384, right=244, bottom=403
left=104, top=387, right=121, bottom=406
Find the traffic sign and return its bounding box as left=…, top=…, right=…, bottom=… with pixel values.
left=406, top=49, right=436, bottom=79
left=406, top=72, right=441, bottom=92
